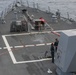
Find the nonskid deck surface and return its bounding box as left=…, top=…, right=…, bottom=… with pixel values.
left=0, top=5, right=76, bottom=75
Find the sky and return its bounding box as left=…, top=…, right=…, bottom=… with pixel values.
left=0, top=0, right=76, bottom=20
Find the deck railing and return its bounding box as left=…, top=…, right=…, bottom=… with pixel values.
left=21, top=0, right=76, bottom=22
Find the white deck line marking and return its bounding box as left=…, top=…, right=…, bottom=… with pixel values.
left=14, top=45, right=24, bottom=48
left=25, top=45, right=35, bottom=47
left=10, top=46, right=13, bottom=48
left=2, top=36, right=17, bottom=64
left=15, top=58, right=51, bottom=64
left=41, top=31, right=50, bottom=33
left=4, top=31, right=51, bottom=36
left=3, top=47, right=7, bottom=49
left=0, top=47, right=2, bottom=49
left=2, top=43, right=52, bottom=50
left=30, top=32, right=39, bottom=34
left=4, top=29, right=76, bottom=37
left=5, top=33, right=31, bottom=36
left=46, top=43, right=51, bottom=45
left=36, top=44, right=45, bottom=46
left=3, top=46, right=13, bottom=49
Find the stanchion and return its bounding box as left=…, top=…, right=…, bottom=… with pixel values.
left=27, top=0, right=29, bottom=7
left=48, top=6, right=50, bottom=13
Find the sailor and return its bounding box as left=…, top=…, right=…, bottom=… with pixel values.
left=56, top=9, right=60, bottom=19
left=50, top=43, right=55, bottom=63
left=54, top=38, right=59, bottom=52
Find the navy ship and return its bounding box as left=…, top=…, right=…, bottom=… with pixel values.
left=0, top=1, right=76, bottom=75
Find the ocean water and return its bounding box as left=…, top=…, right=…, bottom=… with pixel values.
left=22, top=0, right=76, bottom=20
left=0, top=0, right=16, bottom=17
left=0, top=0, right=76, bottom=21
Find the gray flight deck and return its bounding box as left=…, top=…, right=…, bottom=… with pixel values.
left=0, top=5, right=76, bottom=75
